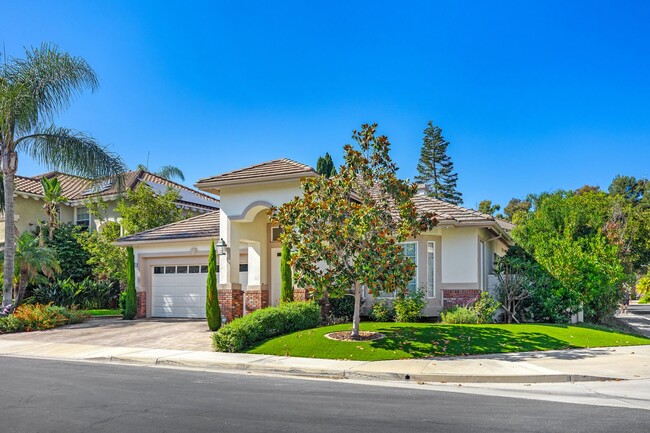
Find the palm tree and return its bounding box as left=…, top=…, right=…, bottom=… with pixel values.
left=41, top=176, right=67, bottom=240
left=137, top=163, right=185, bottom=182
left=0, top=43, right=126, bottom=307
left=1, top=232, right=60, bottom=306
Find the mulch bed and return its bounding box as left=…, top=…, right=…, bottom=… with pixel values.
left=324, top=331, right=385, bottom=342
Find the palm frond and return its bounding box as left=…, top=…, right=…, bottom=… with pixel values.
left=3, top=42, right=98, bottom=131
left=156, top=165, right=185, bottom=182
left=15, top=125, right=126, bottom=183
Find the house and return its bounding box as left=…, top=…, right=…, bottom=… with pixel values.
left=1, top=170, right=220, bottom=243
left=115, top=158, right=514, bottom=320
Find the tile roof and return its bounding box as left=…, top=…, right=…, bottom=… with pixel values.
left=116, top=211, right=220, bottom=244
left=15, top=170, right=219, bottom=211
left=411, top=194, right=496, bottom=224
left=196, top=158, right=317, bottom=187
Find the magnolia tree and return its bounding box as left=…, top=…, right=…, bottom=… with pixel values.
left=271, top=124, right=436, bottom=338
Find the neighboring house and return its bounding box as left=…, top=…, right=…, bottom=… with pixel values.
left=0, top=170, right=220, bottom=243
left=116, top=158, right=514, bottom=320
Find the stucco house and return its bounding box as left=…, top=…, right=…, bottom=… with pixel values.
left=0, top=169, right=220, bottom=243
left=116, top=158, right=514, bottom=320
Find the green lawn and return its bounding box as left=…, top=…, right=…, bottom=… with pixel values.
left=247, top=322, right=650, bottom=361
left=84, top=309, right=122, bottom=317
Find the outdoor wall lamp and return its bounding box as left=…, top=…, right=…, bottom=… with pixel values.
left=215, top=238, right=228, bottom=256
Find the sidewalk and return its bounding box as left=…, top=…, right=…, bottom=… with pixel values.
left=0, top=338, right=648, bottom=384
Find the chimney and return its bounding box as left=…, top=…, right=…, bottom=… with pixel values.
left=416, top=183, right=429, bottom=196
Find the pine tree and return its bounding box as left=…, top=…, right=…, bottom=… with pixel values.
left=206, top=240, right=221, bottom=330
left=414, top=122, right=462, bottom=205
left=316, top=153, right=336, bottom=177
left=280, top=243, right=293, bottom=302
left=123, top=246, right=137, bottom=320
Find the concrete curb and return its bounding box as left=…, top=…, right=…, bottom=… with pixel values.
left=0, top=339, right=626, bottom=384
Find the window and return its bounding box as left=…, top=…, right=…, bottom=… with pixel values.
left=153, top=266, right=164, bottom=274
left=189, top=265, right=200, bottom=274
left=76, top=207, right=90, bottom=230
left=379, top=242, right=418, bottom=298
left=426, top=241, right=435, bottom=298
left=177, top=266, right=188, bottom=274
left=239, top=264, right=248, bottom=272
left=271, top=226, right=283, bottom=243
left=478, top=241, right=485, bottom=290
left=200, top=265, right=208, bottom=273
left=401, top=242, right=418, bottom=294
left=165, top=266, right=176, bottom=274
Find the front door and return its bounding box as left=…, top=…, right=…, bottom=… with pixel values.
left=270, top=247, right=282, bottom=306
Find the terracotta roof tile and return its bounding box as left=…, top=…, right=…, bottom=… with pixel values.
left=116, top=211, right=220, bottom=243
left=196, top=158, right=316, bottom=186
left=15, top=170, right=219, bottom=211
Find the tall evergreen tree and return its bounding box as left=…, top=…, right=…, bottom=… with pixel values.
left=414, top=122, right=462, bottom=205
left=316, top=153, right=336, bottom=177
left=206, top=240, right=221, bottom=330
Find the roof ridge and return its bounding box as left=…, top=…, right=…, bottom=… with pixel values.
left=139, top=171, right=219, bottom=202
left=279, top=158, right=315, bottom=171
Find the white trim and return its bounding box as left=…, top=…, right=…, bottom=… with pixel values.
left=426, top=241, right=436, bottom=298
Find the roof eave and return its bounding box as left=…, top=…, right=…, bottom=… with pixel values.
left=196, top=172, right=318, bottom=194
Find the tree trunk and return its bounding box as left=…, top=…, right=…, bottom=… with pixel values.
left=14, top=267, right=28, bottom=307
left=2, top=148, right=17, bottom=307
left=351, top=283, right=361, bottom=339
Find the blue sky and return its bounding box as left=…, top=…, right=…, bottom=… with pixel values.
left=3, top=1, right=650, bottom=209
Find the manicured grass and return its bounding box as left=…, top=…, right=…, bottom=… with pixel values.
left=84, top=309, right=122, bottom=317
left=247, top=322, right=650, bottom=361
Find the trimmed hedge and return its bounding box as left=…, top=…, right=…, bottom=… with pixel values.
left=213, top=301, right=321, bottom=352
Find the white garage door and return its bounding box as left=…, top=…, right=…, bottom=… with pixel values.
left=151, top=265, right=210, bottom=318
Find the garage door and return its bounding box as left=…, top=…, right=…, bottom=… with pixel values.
left=151, top=265, right=210, bottom=318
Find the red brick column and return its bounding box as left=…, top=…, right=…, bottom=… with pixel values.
left=442, top=289, right=481, bottom=309
left=245, top=289, right=269, bottom=313
left=218, top=288, right=244, bottom=322
left=136, top=292, right=146, bottom=319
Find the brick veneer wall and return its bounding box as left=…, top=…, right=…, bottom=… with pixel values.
left=293, top=288, right=308, bottom=302
left=219, top=289, right=244, bottom=322
left=136, top=292, right=146, bottom=319
left=442, top=289, right=481, bottom=309
left=245, top=290, right=269, bottom=313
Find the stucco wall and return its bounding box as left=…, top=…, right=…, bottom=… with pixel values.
left=219, top=181, right=302, bottom=219
left=440, top=227, right=478, bottom=285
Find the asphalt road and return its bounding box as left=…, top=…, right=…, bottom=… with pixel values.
left=0, top=357, right=648, bottom=433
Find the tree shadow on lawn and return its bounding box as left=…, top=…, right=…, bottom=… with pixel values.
left=368, top=325, right=615, bottom=360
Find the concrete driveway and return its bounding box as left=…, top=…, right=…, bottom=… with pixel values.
left=0, top=318, right=214, bottom=352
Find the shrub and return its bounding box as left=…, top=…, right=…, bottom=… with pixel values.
left=440, top=306, right=479, bottom=324
left=470, top=291, right=500, bottom=324
left=30, top=278, right=116, bottom=309
left=206, top=240, right=221, bottom=331
left=393, top=288, right=426, bottom=323
left=213, top=301, right=321, bottom=352
left=637, top=275, right=650, bottom=296
left=12, top=304, right=68, bottom=331
left=329, top=295, right=355, bottom=321
left=49, top=305, right=90, bottom=324
left=639, top=294, right=650, bottom=304
left=280, top=243, right=293, bottom=303
left=369, top=299, right=395, bottom=322
left=123, top=247, right=137, bottom=320
left=0, top=315, right=25, bottom=333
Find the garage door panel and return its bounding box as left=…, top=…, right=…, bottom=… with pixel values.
left=151, top=265, right=209, bottom=318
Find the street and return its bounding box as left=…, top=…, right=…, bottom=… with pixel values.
left=1, top=357, right=648, bottom=433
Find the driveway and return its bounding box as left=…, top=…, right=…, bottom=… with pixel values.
left=0, top=318, right=214, bottom=352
